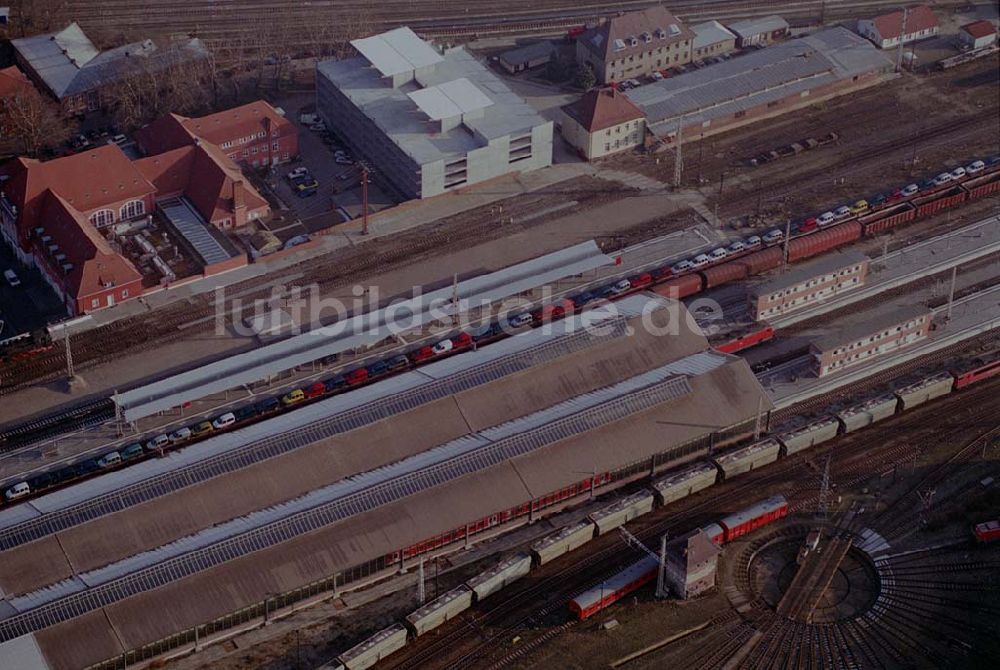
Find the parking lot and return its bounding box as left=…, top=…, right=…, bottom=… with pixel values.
left=262, top=99, right=395, bottom=243
left=0, top=244, right=67, bottom=338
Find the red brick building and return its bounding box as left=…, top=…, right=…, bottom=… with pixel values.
left=135, top=101, right=298, bottom=168
left=0, top=140, right=268, bottom=314
left=811, top=305, right=932, bottom=377
left=0, top=148, right=149, bottom=313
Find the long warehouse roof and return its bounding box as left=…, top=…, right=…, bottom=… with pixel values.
left=0, top=296, right=664, bottom=548
left=115, top=240, right=614, bottom=421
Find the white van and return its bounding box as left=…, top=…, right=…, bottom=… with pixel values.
left=508, top=313, right=534, bottom=328
left=4, top=482, right=30, bottom=501
left=145, top=434, right=169, bottom=451
left=169, top=427, right=192, bottom=443
left=4, top=269, right=20, bottom=287
left=212, top=412, right=236, bottom=430
left=97, top=452, right=122, bottom=468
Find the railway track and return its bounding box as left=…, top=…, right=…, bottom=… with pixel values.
left=51, top=0, right=978, bottom=50
left=0, top=398, right=115, bottom=452
left=385, top=378, right=999, bottom=669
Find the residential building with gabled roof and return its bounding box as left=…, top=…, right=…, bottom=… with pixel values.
left=857, top=5, right=940, bottom=49
left=575, top=5, right=695, bottom=84
left=560, top=87, right=646, bottom=159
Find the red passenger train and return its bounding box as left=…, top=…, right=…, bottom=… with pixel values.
left=700, top=495, right=788, bottom=545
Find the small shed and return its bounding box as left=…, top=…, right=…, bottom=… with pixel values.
left=727, top=15, right=789, bottom=48
left=959, top=20, right=997, bottom=50
left=498, top=41, right=558, bottom=74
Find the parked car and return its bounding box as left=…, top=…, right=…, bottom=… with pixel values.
left=707, top=247, right=728, bottom=261
left=323, top=375, right=346, bottom=392
left=367, top=360, right=389, bottom=377
left=762, top=229, right=784, bottom=244
left=650, top=71, right=664, bottom=81
left=608, top=279, right=632, bottom=295
left=212, top=413, right=236, bottom=430
left=304, top=381, right=327, bottom=398
left=744, top=235, right=763, bottom=249
left=817, top=212, right=836, bottom=227
left=4, top=482, right=30, bottom=501
left=628, top=272, right=653, bottom=289
left=570, top=291, right=595, bottom=308
left=797, top=217, right=818, bottom=233
left=690, top=254, right=711, bottom=268
left=408, top=346, right=435, bottom=363
left=287, top=167, right=309, bottom=181
left=726, top=240, right=747, bottom=254
left=432, top=338, right=455, bottom=354
left=280, top=389, right=306, bottom=407
left=297, top=187, right=319, bottom=199
left=97, top=452, right=122, bottom=468
left=335, top=156, right=353, bottom=165
left=869, top=193, right=888, bottom=209
left=967, top=160, right=985, bottom=175
left=233, top=405, right=259, bottom=422
left=256, top=397, right=281, bottom=414
left=472, top=323, right=503, bottom=342
left=950, top=166, right=967, bottom=180
left=651, top=265, right=674, bottom=280
left=833, top=206, right=852, bottom=219
left=849, top=200, right=869, bottom=215
left=191, top=421, right=214, bottom=437
left=121, top=443, right=145, bottom=461
left=933, top=172, right=953, bottom=186
left=386, top=354, right=410, bottom=371
left=296, top=179, right=320, bottom=192
left=168, top=427, right=192, bottom=443
left=345, top=368, right=369, bottom=385
left=507, top=313, right=533, bottom=328
left=3, top=269, right=20, bottom=287
left=145, top=434, right=169, bottom=451
left=671, top=260, right=695, bottom=274
left=901, top=183, right=920, bottom=197
left=452, top=332, right=474, bottom=349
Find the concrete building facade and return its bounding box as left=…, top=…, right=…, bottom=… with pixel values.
left=560, top=87, right=646, bottom=160
left=575, top=6, right=695, bottom=84
left=316, top=27, right=552, bottom=200
left=811, top=305, right=932, bottom=377
left=664, top=529, right=720, bottom=599
left=857, top=5, right=940, bottom=49
left=750, top=250, right=869, bottom=321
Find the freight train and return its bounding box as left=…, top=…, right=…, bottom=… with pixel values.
left=568, top=495, right=788, bottom=620
left=4, top=158, right=998, bottom=503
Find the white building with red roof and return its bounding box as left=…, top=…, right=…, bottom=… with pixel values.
left=857, top=4, right=940, bottom=49
left=560, top=87, right=646, bottom=160
left=959, top=20, right=997, bottom=50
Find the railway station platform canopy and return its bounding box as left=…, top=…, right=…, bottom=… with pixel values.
left=0, top=296, right=771, bottom=668
left=113, top=241, right=614, bottom=422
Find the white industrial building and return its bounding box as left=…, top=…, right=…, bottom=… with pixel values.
left=316, top=27, right=553, bottom=200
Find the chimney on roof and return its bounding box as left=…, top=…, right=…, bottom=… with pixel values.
left=233, top=179, right=246, bottom=212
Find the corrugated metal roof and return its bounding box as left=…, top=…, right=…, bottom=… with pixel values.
left=726, top=15, right=789, bottom=38
left=116, top=241, right=613, bottom=421
left=628, top=27, right=891, bottom=133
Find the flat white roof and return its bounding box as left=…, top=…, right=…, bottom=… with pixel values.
left=351, top=26, right=443, bottom=77
left=409, top=78, right=494, bottom=120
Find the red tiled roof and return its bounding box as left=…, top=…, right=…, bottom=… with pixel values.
left=961, top=20, right=996, bottom=39
left=562, top=87, right=645, bottom=133
left=35, top=192, right=142, bottom=301
left=0, top=66, right=33, bottom=99
left=872, top=5, right=938, bottom=40
left=5, top=146, right=155, bottom=216
left=133, top=113, right=196, bottom=156
left=134, top=142, right=268, bottom=225
left=182, top=100, right=292, bottom=145
left=579, top=6, right=695, bottom=63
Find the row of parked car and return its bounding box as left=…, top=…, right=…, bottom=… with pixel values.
left=797, top=157, right=997, bottom=233
left=667, top=230, right=784, bottom=275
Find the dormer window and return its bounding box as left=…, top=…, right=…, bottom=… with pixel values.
left=657, top=28, right=667, bottom=39
left=613, top=38, right=626, bottom=51
left=629, top=36, right=639, bottom=47
left=643, top=32, right=652, bottom=43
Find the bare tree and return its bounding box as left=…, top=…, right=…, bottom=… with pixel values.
left=0, top=87, right=73, bottom=156
left=4, top=0, right=69, bottom=38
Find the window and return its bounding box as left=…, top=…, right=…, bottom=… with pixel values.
left=272, top=142, right=279, bottom=151
left=89, top=209, right=114, bottom=227
left=243, top=149, right=250, bottom=157
left=91, top=298, right=99, bottom=308
left=251, top=146, right=258, bottom=154
left=272, top=130, right=280, bottom=137
left=122, top=289, right=129, bottom=298
left=605, top=143, right=610, bottom=152
left=119, top=199, right=145, bottom=220
left=735, top=110, right=746, bottom=119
